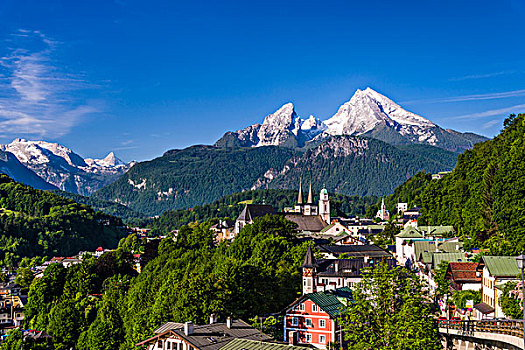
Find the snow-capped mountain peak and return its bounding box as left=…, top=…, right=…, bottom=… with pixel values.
left=85, top=152, right=125, bottom=168
left=0, top=139, right=132, bottom=195
left=215, top=87, right=487, bottom=152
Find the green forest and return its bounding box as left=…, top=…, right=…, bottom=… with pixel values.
left=383, top=114, right=525, bottom=255
left=0, top=175, right=125, bottom=267
left=15, top=215, right=309, bottom=350
left=149, top=189, right=378, bottom=234
left=93, top=136, right=457, bottom=217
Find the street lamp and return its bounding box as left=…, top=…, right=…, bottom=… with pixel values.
left=515, top=252, right=525, bottom=350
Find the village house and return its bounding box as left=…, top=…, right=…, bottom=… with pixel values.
left=317, top=244, right=391, bottom=260
left=301, top=245, right=396, bottom=292
left=283, top=287, right=352, bottom=349
left=395, top=225, right=456, bottom=266
left=210, top=220, right=235, bottom=242
left=135, top=317, right=275, bottom=350
left=446, top=262, right=481, bottom=292
left=474, top=256, right=520, bottom=320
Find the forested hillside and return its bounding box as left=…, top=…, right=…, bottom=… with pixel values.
left=0, top=175, right=125, bottom=266
left=384, top=114, right=525, bottom=255
left=52, top=190, right=146, bottom=223
left=93, top=146, right=298, bottom=216
left=22, top=216, right=307, bottom=349
left=150, top=189, right=378, bottom=234
left=262, top=136, right=457, bottom=196
left=94, top=137, right=456, bottom=217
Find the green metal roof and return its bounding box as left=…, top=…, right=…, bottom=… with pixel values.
left=397, top=227, right=424, bottom=238
left=414, top=241, right=438, bottom=261
left=320, top=223, right=335, bottom=233
left=397, top=225, right=454, bottom=239
left=306, top=287, right=352, bottom=318
left=421, top=252, right=433, bottom=264
left=432, top=252, right=467, bottom=269
left=221, top=339, right=309, bottom=350
left=482, top=256, right=520, bottom=278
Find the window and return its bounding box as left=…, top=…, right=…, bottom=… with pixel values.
left=298, top=303, right=305, bottom=311
left=319, top=335, right=326, bottom=344
left=292, top=317, right=299, bottom=326
left=319, top=319, right=326, bottom=328
left=305, top=318, right=312, bottom=327
left=305, top=334, right=312, bottom=343
left=312, top=304, right=318, bottom=312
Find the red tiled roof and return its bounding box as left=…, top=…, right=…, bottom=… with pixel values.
left=448, top=262, right=481, bottom=283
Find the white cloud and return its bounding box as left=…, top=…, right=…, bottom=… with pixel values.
left=482, top=119, right=500, bottom=129
left=449, top=104, right=525, bottom=120
left=449, top=71, right=510, bottom=81
left=402, top=89, right=525, bottom=105
left=0, top=30, right=100, bottom=138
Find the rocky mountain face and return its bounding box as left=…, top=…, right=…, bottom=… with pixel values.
left=0, top=149, right=58, bottom=191
left=0, top=139, right=132, bottom=195
left=216, top=88, right=488, bottom=152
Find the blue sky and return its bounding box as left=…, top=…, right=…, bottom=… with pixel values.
left=0, top=0, right=524, bottom=161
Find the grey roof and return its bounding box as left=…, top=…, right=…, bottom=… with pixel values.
left=284, top=214, right=327, bottom=232
left=301, top=245, right=318, bottom=268
left=154, top=322, right=184, bottom=334
left=237, top=205, right=276, bottom=222
left=221, top=339, right=308, bottom=350
left=318, top=244, right=392, bottom=258
left=316, top=258, right=397, bottom=278
left=137, top=319, right=272, bottom=350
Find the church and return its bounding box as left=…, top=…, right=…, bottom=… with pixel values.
left=234, top=182, right=332, bottom=236
left=288, top=181, right=331, bottom=224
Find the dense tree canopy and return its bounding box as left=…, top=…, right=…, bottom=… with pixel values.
left=340, top=263, right=441, bottom=350
left=0, top=175, right=125, bottom=267
left=22, top=215, right=308, bottom=350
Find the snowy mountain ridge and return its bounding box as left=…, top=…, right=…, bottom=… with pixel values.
left=216, top=88, right=487, bottom=152
left=0, top=139, right=132, bottom=195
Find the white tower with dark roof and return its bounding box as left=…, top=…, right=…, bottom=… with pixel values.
left=318, top=188, right=330, bottom=224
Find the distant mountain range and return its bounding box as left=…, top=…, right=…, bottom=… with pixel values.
left=216, top=88, right=487, bottom=152
left=0, top=139, right=132, bottom=195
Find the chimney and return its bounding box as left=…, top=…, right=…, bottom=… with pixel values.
left=209, top=314, right=217, bottom=324
left=226, top=317, right=233, bottom=329
left=334, top=262, right=339, bottom=273
left=184, top=321, right=194, bottom=336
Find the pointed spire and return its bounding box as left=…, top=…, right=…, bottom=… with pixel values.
left=307, top=182, right=313, bottom=204
left=381, top=197, right=385, bottom=209
left=301, top=245, right=318, bottom=268
left=297, top=180, right=303, bottom=204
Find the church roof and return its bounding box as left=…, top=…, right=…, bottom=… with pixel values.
left=237, top=204, right=276, bottom=222
left=307, top=183, right=314, bottom=204
left=302, top=245, right=318, bottom=268
left=297, top=181, right=303, bottom=204
left=284, top=214, right=327, bottom=232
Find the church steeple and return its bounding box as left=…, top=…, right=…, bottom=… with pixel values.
left=307, top=182, right=314, bottom=204
left=297, top=180, right=303, bottom=204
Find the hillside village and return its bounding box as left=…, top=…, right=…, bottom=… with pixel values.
left=3, top=177, right=524, bottom=350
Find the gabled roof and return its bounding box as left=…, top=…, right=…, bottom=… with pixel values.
left=154, top=322, right=184, bottom=334
left=447, top=262, right=481, bottom=283
left=237, top=204, right=276, bottom=222
left=432, top=252, right=467, bottom=269
left=136, top=319, right=271, bottom=350
left=481, top=256, right=520, bottom=278
left=221, top=339, right=308, bottom=350
left=284, top=214, right=327, bottom=232
left=397, top=227, right=423, bottom=238
left=397, top=225, right=455, bottom=239
left=287, top=288, right=352, bottom=318
left=318, top=244, right=391, bottom=258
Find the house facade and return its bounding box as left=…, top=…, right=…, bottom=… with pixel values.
left=284, top=288, right=351, bottom=349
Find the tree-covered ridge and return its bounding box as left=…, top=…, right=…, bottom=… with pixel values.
left=385, top=114, right=525, bottom=255
left=21, top=215, right=308, bottom=349
left=93, top=145, right=298, bottom=216
left=51, top=190, right=146, bottom=223
left=0, top=174, right=125, bottom=266
left=254, top=136, right=458, bottom=197
left=149, top=189, right=378, bottom=234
